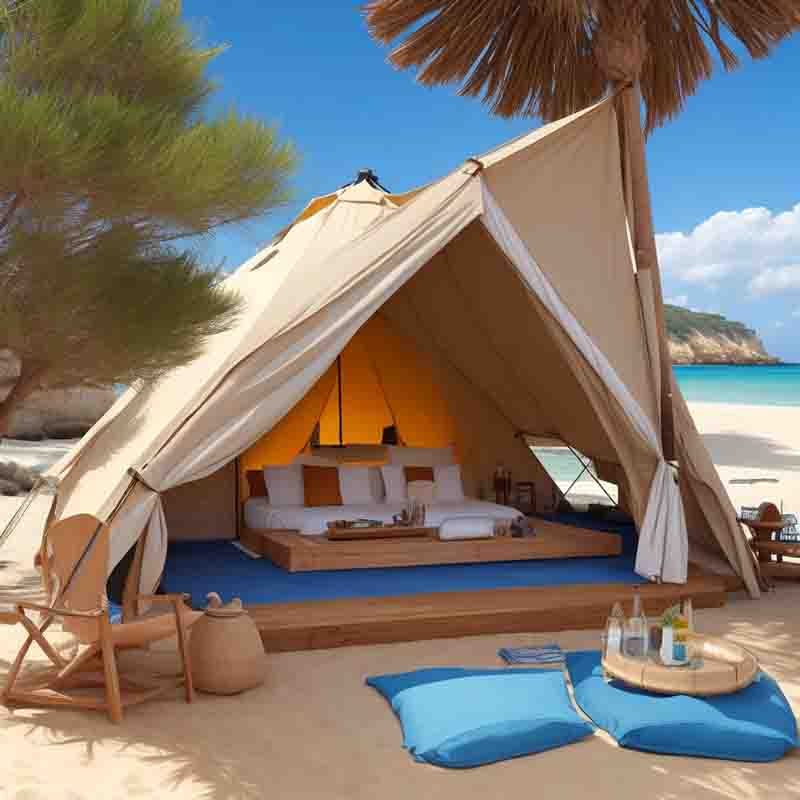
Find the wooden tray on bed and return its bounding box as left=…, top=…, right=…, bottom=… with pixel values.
left=325, top=524, right=435, bottom=541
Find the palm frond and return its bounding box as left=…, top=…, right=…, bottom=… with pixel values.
left=365, top=0, right=800, bottom=130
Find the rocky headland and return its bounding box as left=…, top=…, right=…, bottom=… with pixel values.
left=665, top=305, right=778, bottom=365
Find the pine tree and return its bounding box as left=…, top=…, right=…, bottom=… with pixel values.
left=0, top=0, right=297, bottom=433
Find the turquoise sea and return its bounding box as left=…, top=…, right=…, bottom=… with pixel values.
left=537, top=364, right=800, bottom=486
left=673, top=364, right=800, bottom=407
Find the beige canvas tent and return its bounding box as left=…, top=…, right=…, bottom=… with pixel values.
left=21, top=96, right=758, bottom=598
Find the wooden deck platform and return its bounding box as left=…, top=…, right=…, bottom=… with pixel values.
left=249, top=571, right=730, bottom=652
left=241, top=518, right=622, bottom=572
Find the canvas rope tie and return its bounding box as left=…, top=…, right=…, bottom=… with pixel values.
left=127, top=467, right=158, bottom=494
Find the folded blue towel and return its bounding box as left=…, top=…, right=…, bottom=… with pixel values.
left=498, top=644, right=564, bottom=664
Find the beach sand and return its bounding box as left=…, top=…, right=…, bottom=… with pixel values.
left=0, top=401, right=798, bottom=799
left=689, top=403, right=800, bottom=515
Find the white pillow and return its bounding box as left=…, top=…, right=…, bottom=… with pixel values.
left=381, top=464, right=407, bottom=503
left=338, top=466, right=376, bottom=505
left=434, top=464, right=466, bottom=502
left=408, top=480, right=436, bottom=505
left=438, top=516, right=495, bottom=540
left=368, top=467, right=385, bottom=502
left=263, top=464, right=304, bottom=506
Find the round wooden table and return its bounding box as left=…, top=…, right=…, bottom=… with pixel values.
left=602, top=636, right=758, bottom=697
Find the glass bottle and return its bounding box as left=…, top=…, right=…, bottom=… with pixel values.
left=680, top=597, right=695, bottom=665
left=604, top=601, right=625, bottom=658
left=623, top=594, right=648, bottom=658
left=682, top=597, right=694, bottom=633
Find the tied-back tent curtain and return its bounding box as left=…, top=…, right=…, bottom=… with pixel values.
left=42, top=95, right=755, bottom=596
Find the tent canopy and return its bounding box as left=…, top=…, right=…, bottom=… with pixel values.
left=41, top=96, right=759, bottom=598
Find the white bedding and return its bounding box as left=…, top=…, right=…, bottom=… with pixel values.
left=243, top=498, right=521, bottom=535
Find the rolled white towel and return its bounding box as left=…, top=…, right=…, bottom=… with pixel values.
left=437, top=516, right=495, bottom=541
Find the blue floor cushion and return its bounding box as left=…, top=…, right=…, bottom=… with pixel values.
left=566, top=651, right=797, bottom=762
left=367, top=667, right=594, bottom=768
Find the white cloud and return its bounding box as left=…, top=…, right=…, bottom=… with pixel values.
left=665, top=294, right=689, bottom=307
left=793, top=308, right=800, bottom=318
left=774, top=320, right=785, bottom=329
left=748, top=265, right=800, bottom=296
left=656, top=204, right=800, bottom=293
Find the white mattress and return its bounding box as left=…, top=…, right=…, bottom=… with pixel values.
left=243, top=498, right=521, bottom=535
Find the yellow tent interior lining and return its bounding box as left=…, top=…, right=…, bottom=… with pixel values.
left=238, top=312, right=560, bottom=506
left=239, top=313, right=458, bottom=475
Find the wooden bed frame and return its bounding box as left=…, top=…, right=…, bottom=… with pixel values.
left=240, top=517, right=622, bottom=572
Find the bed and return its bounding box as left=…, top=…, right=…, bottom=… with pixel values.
left=239, top=455, right=621, bottom=570
left=243, top=498, right=522, bottom=535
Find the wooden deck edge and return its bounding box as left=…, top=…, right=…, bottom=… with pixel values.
left=250, top=578, right=728, bottom=652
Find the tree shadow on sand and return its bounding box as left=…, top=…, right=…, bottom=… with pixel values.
left=0, top=561, right=46, bottom=604
left=0, top=645, right=271, bottom=800
left=1, top=603, right=799, bottom=800
left=700, top=432, right=800, bottom=472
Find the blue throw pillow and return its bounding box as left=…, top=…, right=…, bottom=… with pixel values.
left=566, top=651, right=797, bottom=762
left=367, top=667, right=594, bottom=768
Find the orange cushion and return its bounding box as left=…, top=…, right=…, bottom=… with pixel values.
left=303, top=465, right=342, bottom=507
left=405, top=466, right=434, bottom=483
left=246, top=470, right=267, bottom=498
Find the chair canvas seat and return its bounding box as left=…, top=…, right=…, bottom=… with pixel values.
left=107, top=605, right=203, bottom=649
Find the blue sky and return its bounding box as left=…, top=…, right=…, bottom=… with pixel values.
left=186, top=1, right=800, bottom=361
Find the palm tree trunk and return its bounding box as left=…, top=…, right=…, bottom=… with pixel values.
left=618, top=83, right=676, bottom=461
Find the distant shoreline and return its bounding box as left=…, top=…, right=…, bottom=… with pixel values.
left=673, top=362, right=790, bottom=368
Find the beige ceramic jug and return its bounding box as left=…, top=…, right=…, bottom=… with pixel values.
left=189, top=592, right=267, bottom=695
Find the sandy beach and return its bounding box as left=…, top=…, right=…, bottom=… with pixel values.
left=0, top=400, right=798, bottom=799
left=689, top=403, right=800, bottom=515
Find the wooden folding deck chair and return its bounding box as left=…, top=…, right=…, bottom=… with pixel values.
left=1, top=514, right=202, bottom=722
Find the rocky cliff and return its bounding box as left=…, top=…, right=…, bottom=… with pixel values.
left=0, top=350, right=117, bottom=440
left=665, top=306, right=778, bottom=365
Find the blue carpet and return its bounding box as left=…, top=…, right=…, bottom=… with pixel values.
left=534, top=511, right=638, bottom=556
left=162, top=514, right=641, bottom=606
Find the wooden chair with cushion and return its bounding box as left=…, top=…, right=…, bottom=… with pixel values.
left=1, top=514, right=202, bottom=723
